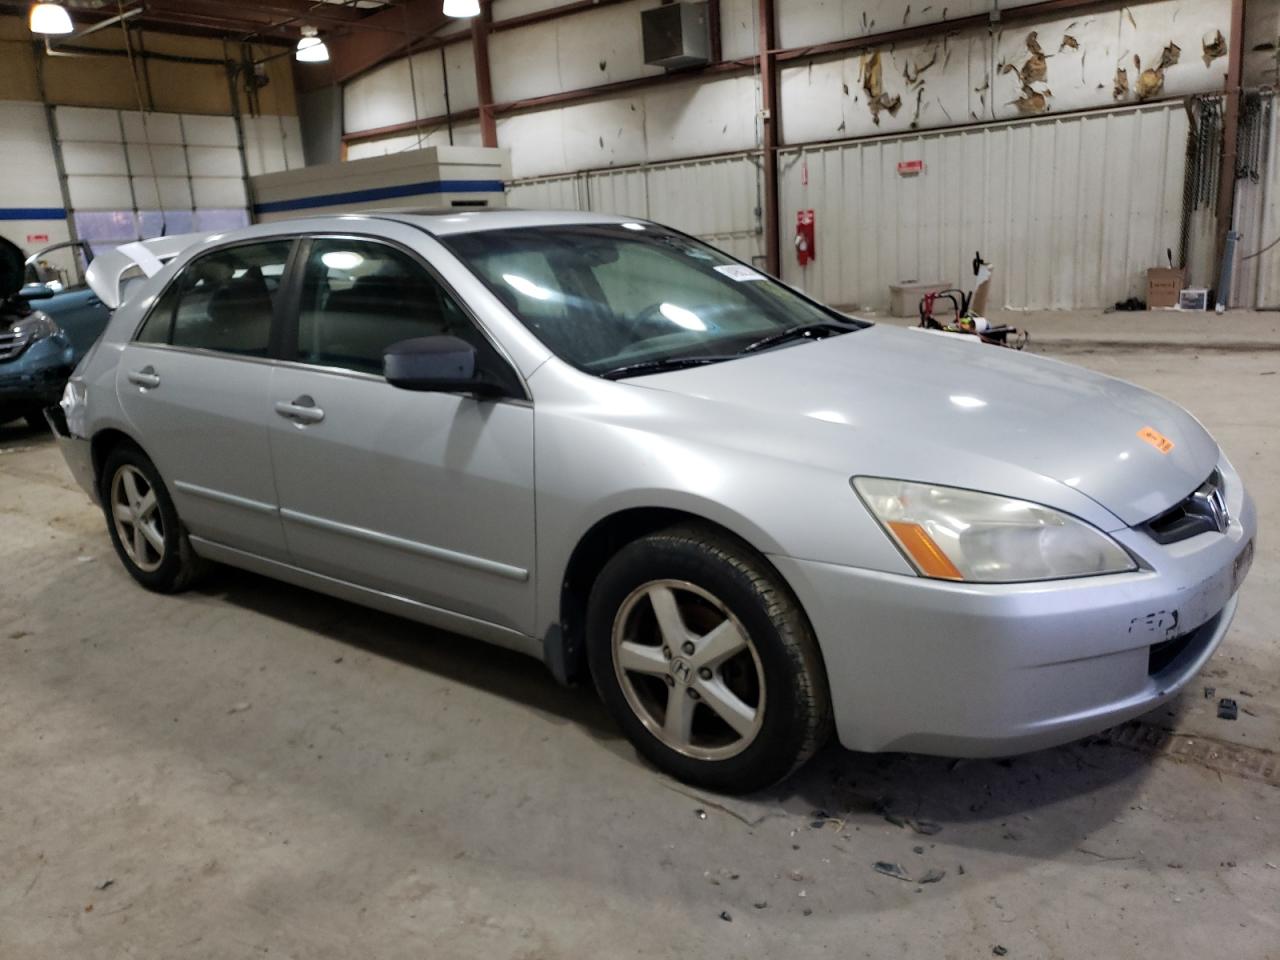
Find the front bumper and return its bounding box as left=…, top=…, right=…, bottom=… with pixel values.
left=771, top=462, right=1257, bottom=757
left=0, top=336, right=75, bottom=409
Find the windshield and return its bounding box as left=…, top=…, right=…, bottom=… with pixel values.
left=442, top=224, right=864, bottom=377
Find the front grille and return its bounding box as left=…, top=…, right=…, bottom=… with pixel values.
left=1148, top=608, right=1223, bottom=677
left=1142, top=470, right=1229, bottom=544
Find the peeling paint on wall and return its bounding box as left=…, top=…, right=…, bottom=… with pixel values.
left=860, top=51, right=902, bottom=125
left=1202, top=29, right=1228, bottom=66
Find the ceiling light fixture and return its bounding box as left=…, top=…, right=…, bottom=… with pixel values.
left=442, top=0, right=480, bottom=18
left=29, top=2, right=73, bottom=35
left=295, top=25, right=330, bottom=63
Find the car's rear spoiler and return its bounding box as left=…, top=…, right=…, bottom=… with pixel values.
left=85, top=233, right=204, bottom=309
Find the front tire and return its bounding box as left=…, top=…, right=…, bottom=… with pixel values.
left=586, top=524, right=831, bottom=793
left=101, top=444, right=204, bottom=593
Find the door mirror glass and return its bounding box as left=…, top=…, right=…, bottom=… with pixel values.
left=384, top=336, right=501, bottom=395
left=18, top=283, right=55, bottom=300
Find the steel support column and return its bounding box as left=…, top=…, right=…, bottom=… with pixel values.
left=473, top=3, right=498, bottom=148
left=1214, top=0, right=1246, bottom=283
left=757, top=0, right=779, bottom=277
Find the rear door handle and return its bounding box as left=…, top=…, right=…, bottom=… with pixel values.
left=127, top=366, right=160, bottom=389
left=274, top=395, right=325, bottom=425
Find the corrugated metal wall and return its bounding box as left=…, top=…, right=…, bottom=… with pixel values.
left=507, top=152, right=765, bottom=264
left=1231, top=94, right=1280, bottom=309
left=778, top=101, right=1195, bottom=311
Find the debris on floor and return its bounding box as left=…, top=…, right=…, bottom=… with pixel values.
left=718, top=910, right=732, bottom=922
left=993, top=947, right=1009, bottom=957
left=918, top=868, right=946, bottom=884
left=1217, top=698, right=1238, bottom=721
left=873, top=861, right=912, bottom=881
left=228, top=702, right=251, bottom=714
left=1203, top=686, right=1216, bottom=699
left=94, top=879, right=114, bottom=891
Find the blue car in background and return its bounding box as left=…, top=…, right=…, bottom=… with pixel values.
left=1, top=238, right=112, bottom=429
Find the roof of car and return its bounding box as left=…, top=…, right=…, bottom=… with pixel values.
left=360, top=208, right=637, bottom=236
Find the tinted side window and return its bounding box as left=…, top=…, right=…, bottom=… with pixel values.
left=137, top=241, right=291, bottom=356
left=295, top=238, right=482, bottom=375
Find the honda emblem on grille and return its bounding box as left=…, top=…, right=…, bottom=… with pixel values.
left=1190, top=479, right=1230, bottom=533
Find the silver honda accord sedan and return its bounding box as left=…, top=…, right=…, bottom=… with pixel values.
left=49, top=210, right=1256, bottom=792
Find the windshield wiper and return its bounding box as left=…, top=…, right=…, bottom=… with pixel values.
left=739, top=321, right=852, bottom=355
left=599, top=355, right=736, bottom=380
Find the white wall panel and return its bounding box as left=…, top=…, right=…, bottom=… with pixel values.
left=54, top=106, right=123, bottom=141
left=489, top=0, right=664, bottom=103
left=121, top=111, right=184, bottom=144
left=720, top=0, right=757, bottom=61
left=181, top=114, right=239, bottom=147
left=506, top=174, right=586, bottom=211
left=131, top=176, right=193, bottom=210
left=344, top=56, right=415, bottom=132
left=508, top=152, right=764, bottom=263
left=126, top=143, right=188, bottom=177
left=242, top=115, right=303, bottom=176
left=1233, top=95, right=1280, bottom=308
left=443, top=41, right=479, bottom=113
left=187, top=146, right=244, bottom=178
left=345, top=121, right=484, bottom=161
left=191, top=178, right=248, bottom=208
left=492, top=0, right=564, bottom=20
left=67, top=175, right=132, bottom=209
left=0, top=102, right=67, bottom=257
left=779, top=101, right=1190, bottom=311
left=60, top=141, right=129, bottom=176
left=781, top=0, right=1234, bottom=145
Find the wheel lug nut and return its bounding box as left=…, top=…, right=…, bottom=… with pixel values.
left=699, top=667, right=712, bottom=680
left=681, top=641, right=695, bottom=655
left=664, top=675, right=675, bottom=687
left=662, top=647, right=672, bottom=660
left=687, top=688, right=700, bottom=700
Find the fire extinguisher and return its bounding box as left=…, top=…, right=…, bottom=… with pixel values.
left=795, top=209, right=816, bottom=266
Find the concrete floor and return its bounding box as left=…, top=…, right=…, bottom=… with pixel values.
left=1, top=326, right=1277, bottom=959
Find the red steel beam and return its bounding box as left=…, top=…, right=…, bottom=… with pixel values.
left=758, top=0, right=780, bottom=277
left=473, top=2, right=498, bottom=147
left=1214, top=0, right=1245, bottom=284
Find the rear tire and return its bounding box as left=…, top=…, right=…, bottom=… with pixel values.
left=100, top=444, right=205, bottom=593
left=586, top=524, right=831, bottom=793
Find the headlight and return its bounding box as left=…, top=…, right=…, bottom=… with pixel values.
left=9, top=312, right=61, bottom=347
left=852, top=477, right=1137, bottom=582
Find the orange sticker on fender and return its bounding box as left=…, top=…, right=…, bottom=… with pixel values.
left=1138, top=426, right=1174, bottom=454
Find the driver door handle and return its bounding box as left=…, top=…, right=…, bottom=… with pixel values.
left=274, top=395, right=325, bottom=425
left=127, top=366, right=160, bottom=389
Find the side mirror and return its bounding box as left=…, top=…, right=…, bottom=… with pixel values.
left=383, top=335, right=505, bottom=396
left=18, top=283, right=55, bottom=301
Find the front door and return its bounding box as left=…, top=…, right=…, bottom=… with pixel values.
left=116, top=239, right=293, bottom=560
left=266, top=234, right=536, bottom=637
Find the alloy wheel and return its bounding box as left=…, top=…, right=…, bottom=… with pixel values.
left=611, top=579, right=766, bottom=760
left=110, top=464, right=165, bottom=573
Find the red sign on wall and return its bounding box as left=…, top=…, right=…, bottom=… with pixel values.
left=897, top=160, right=925, bottom=176
left=26, top=233, right=50, bottom=244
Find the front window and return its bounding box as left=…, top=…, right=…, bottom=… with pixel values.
left=442, top=224, right=863, bottom=378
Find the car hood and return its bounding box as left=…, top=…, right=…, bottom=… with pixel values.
left=629, top=324, right=1218, bottom=527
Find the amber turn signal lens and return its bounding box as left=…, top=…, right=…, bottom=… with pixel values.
left=886, top=521, right=965, bottom=580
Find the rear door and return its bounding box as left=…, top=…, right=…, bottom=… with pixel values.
left=266, top=231, right=537, bottom=638
left=116, top=239, right=294, bottom=560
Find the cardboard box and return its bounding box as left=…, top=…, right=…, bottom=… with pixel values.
left=1147, top=268, right=1185, bottom=308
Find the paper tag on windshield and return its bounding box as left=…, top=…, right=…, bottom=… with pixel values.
left=715, top=264, right=766, bottom=282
